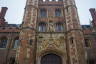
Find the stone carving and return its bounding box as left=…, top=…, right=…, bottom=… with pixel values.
left=49, top=22, right=54, bottom=32
left=37, top=36, right=66, bottom=53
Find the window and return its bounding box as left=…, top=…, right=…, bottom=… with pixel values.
left=29, top=39, right=33, bottom=45
left=40, top=8, right=47, bottom=17
left=55, top=9, right=61, bottom=17
left=85, top=39, right=89, bottom=47
left=38, top=22, right=46, bottom=32
left=70, top=37, right=74, bottom=44
left=13, top=37, right=19, bottom=48
left=55, top=23, right=63, bottom=32
left=66, top=7, right=69, bottom=13
left=0, top=37, right=7, bottom=48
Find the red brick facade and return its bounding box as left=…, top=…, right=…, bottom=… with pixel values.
left=0, top=7, right=20, bottom=64
left=0, top=3, right=96, bottom=64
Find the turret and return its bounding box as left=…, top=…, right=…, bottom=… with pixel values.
left=89, top=8, right=96, bottom=26
left=0, top=7, right=8, bottom=26
left=16, top=0, right=38, bottom=64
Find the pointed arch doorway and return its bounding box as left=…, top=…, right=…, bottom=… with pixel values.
left=41, top=53, right=62, bottom=64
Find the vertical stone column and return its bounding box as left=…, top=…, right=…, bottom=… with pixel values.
left=16, top=0, right=38, bottom=64
left=89, top=9, right=96, bottom=64
left=64, top=0, right=86, bottom=64
left=5, top=34, right=13, bottom=64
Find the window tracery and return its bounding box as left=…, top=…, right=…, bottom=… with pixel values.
left=55, top=22, right=64, bottom=32
left=13, top=37, right=19, bottom=48
left=38, top=22, right=47, bottom=32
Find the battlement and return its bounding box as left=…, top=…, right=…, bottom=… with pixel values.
left=39, top=0, right=63, bottom=5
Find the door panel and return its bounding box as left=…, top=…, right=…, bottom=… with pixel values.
left=41, top=53, right=62, bottom=64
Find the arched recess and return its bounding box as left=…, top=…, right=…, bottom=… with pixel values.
left=41, top=53, right=62, bottom=64
left=0, top=37, right=8, bottom=48
left=37, top=50, right=66, bottom=64
left=12, top=37, right=19, bottom=48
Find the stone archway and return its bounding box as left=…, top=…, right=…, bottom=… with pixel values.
left=41, top=53, right=62, bottom=64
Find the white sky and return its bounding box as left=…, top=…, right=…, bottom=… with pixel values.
left=0, top=0, right=96, bottom=25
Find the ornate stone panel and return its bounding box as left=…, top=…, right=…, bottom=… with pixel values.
left=37, top=33, right=66, bottom=55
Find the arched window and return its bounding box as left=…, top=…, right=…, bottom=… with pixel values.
left=29, top=39, right=33, bottom=45
left=40, top=8, right=47, bottom=17
left=55, top=22, right=64, bottom=32
left=55, top=9, right=61, bottom=17
left=70, top=37, right=74, bottom=44
left=38, top=22, right=47, bottom=32
left=12, top=37, right=19, bottom=48
left=41, top=53, right=62, bottom=64
left=85, top=39, right=90, bottom=47
left=0, top=37, right=7, bottom=48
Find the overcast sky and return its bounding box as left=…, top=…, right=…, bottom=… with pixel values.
left=0, top=0, right=96, bottom=25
